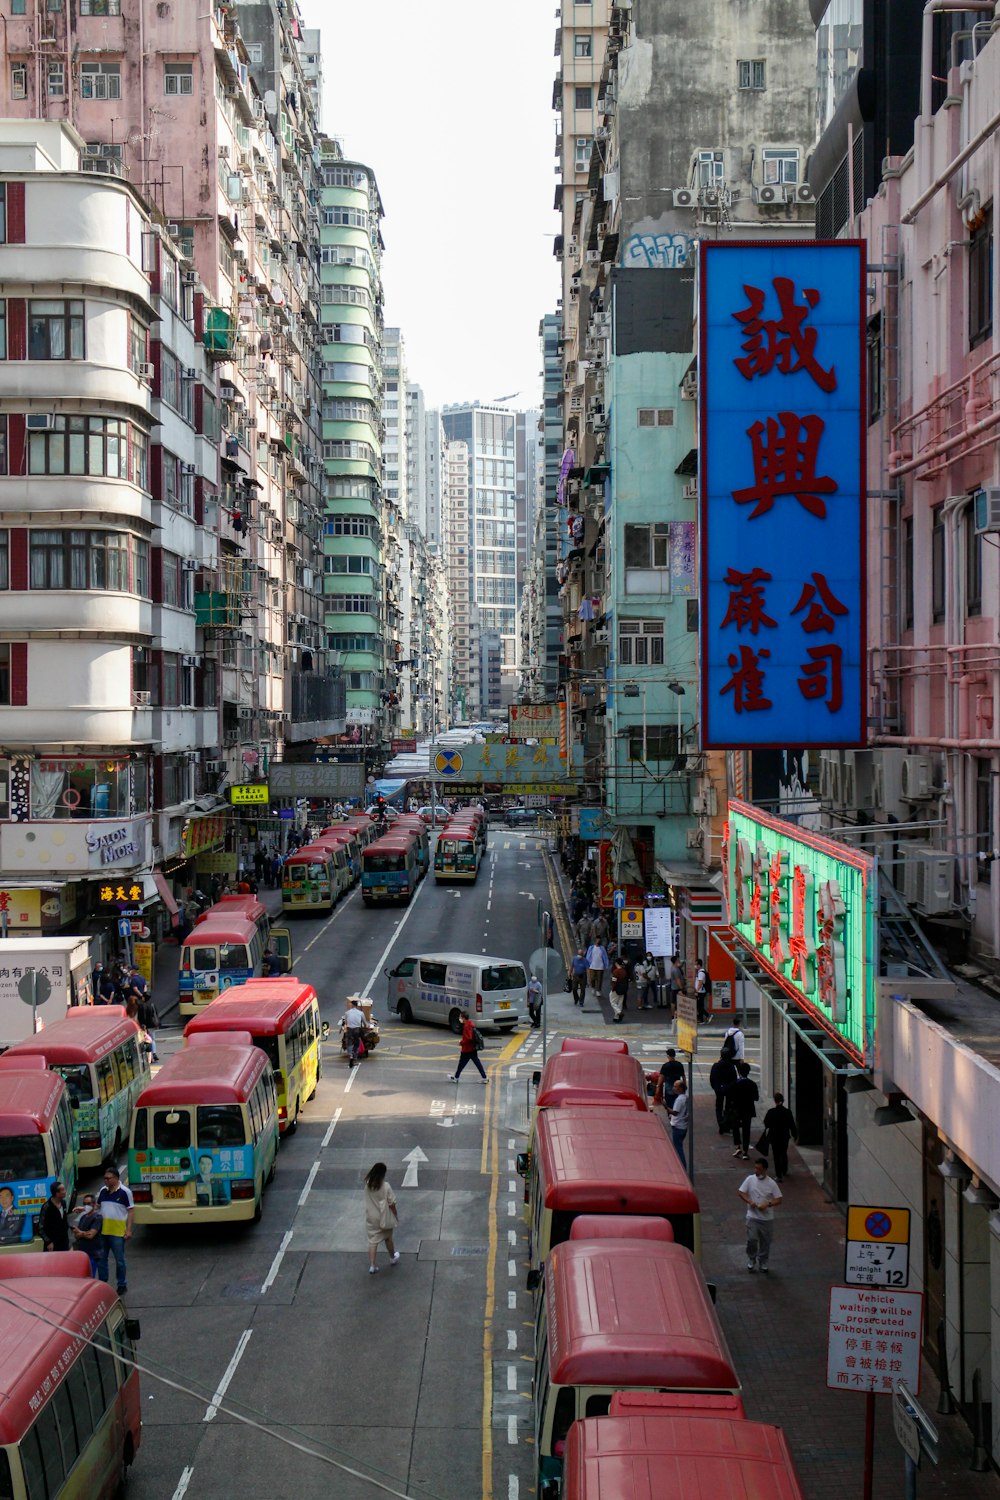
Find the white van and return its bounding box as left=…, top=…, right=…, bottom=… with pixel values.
left=385, top=952, right=528, bottom=1033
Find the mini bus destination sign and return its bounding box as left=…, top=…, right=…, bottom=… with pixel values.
left=723, top=799, right=876, bottom=1063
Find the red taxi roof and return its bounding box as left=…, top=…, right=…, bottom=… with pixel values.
left=135, top=1040, right=268, bottom=1105
left=564, top=1413, right=804, bottom=1500
left=569, top=1215, right=674, bottom=1243
left=534, top=1107, right=699, bottom=1215
left=184, top=979, right=317, bottom=1037
left=182, top=916, right=257, bottom=946
left=560, top=1037, right=630, bottom=1055
left=545, top=1240, right=738, bottom=1392
left=0, top=1069, right=67, bottom=1134
left=3, top=1008, right=140, bottom=1065
left=535, top=1051, right=649, bottom=1111
left=0, top=1256, right=122, bottom=1445
left=284, top=843, right=339, bottom=860
left=214, top=895, right=267, bottom=921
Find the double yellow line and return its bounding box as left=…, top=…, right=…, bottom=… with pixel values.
left=481, top=1028, right=531, bottom=1499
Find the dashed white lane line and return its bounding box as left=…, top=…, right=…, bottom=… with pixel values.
left=171, top=1468, right=194, bottom=1500
left=507, top=1200, right=516, bottom=1217
left=343, top=1065, right=358, bottom=1093
left=508, top=1259, right=517, bottom=1277
left=509, top=1478, right=519, bottom=1499
left=508, top=1179, right=517, bottom=1193
left=508, top=1290, right=517, bottom=1309
left=508, top=1229, right=517, bottom=1247
left=261, top=1229, right=294, bottom=1294
left=507, top=1365, right=517, bottom=1391
left=203, top=1328, right=253, bottom=1423
left=507, top=1415, right=518, bottom=1445
left=507, top=1329, right=517, bottom=1350
left=298, top=1160, right=320, bottom=1207
left=321, top=1107, right=343, bottom=1150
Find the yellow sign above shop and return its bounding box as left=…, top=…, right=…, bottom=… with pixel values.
left=229, top=784, right=270, bottom=806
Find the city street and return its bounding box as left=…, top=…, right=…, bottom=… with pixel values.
left=113, top=833, right=554, bottom=1500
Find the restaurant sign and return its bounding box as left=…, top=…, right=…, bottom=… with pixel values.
left=723, top=799, right=876, bottom=1062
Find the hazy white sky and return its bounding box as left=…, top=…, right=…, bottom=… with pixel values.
left=298, top=0, right=560, bottom=410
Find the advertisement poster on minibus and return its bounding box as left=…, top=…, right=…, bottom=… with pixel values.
left=131, top=1146, right=254, bottom=1205
left=0, top=1178, right=50, bottom=1245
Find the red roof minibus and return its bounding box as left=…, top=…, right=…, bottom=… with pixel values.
left=0, top=1063, right=77, bottom=1251
left=183, top=978, right=323, bottom=1134
left=563, top=1411, right=805, bottom=1500
left=535, top=1239, right=740, bottom=1493
left=559, top=1037, right=630, bottom=1055
left=569, top=1214, right=674, bottom=1244
left=361, top=831, right=420, bottom=904
left=2, top=1007, right=148, bottom=1168
left=0, top=1250, right=142, bottom=1497
left=128, top=1035, right=278, bottom=1224
left=179, top=915, right=259, bottom=1015
left=534, top=1051, right=649, bottom=1112
left=525, top=1107, right=700, bottom=1266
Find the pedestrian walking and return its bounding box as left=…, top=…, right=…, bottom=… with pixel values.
left=694, top=963, right=710, bottom=1023
left=722, top=1022, right=746, bottom=1061
left=666, top=958, right=684, bottom=1015
left=364, top=1162, right=400, bottom=1274
left=655, top=1048, right=685, bottom=1104
left=609, top=955, right=630, bottom=1022
left=71, top=1194, right=104, bottom=1277
left=739, top=1157, right=782, bottom=1272
left=710, top=1048, right=738, bottom=1134
left=270, top=854, right=283, bottom=889
left=342, top=997, right=366, bottom=1068
left=527, top=975, right=544, bottom=1029
left=586, top=940, right=609, bottom=998
left=96, top=1167, right=133, bottom=1293
left=568, top=948, right=589, bottom=1006
left=761, top=1093, right=798, bottom=1182
left=449, top=1011, right=488, bottom=1082
left=666, top=1078, right=690, bottom=1171
left=137, top=992, right=160, bottom=1063
left=39, top=1182, right=69, bottom=1252
left=634, top=953, right=658, bottom=1010
left=591, top=911, right=610, bottom=946
left=724, top=1061, right=759, bottom=1160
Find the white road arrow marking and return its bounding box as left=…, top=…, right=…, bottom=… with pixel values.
left=436, top=1117, right=456, bottom=1128
left=401, top=1145, right=428, bottom=1187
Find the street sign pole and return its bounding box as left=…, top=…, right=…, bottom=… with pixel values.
left=28, top=968, right=36, bottom=1035
left=540, top=908, right=552, bottom=1068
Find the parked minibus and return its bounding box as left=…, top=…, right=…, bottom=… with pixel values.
left=0, top=1251, right=142, bottom=1496
left=559, top=1038, right=630, bottom=1055
left=183, top=978, right=323, bottom=1134
left=391, top=816, right=430, bottom=878
left=361, top=832, right=420, bottom=905
left=0, top=1061, right=77, bottom=1250
left=433, top=823, right=481, bottom=883
left=128, top=1034, right=278, bottom=1223
left=448, top=809, right=486, bottom=855
left=311, top=831, right=359, bottom=888
left=203, top=894, right=270, bottom=944
left=321, top=819, right=375, bottom=850
left=179, top=912, right=292, bottom=1016
left=568, top=1214, right=674, bottom=1244
left=534, top=1052, right=649, bottom=1112
left=386, top=952, right=528, bottom=1032
left=281, top=844, right=340, bottom=915
left=523, top=1107, right=700, bottom=1264
left=534, top=1239, right=740, bottom=1493
left=2, top=1008, right=149, bottom=1168
left=563, top=1410, right=805, bottom=1500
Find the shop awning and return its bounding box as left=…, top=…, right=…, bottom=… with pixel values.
left=151, top=869, right=178, bottom=915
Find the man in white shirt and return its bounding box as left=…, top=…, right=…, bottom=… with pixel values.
left=666, top=1078, right=690, bottom=1172
left=585, top=941, right=609, bottom=998
left=724, top=1024, right=746, bottom=1061
left=738, top=1157, right=782, bottom=1272
left=342, top=999, right=366, bottom=1068
left=694, top=964, right=709, bottom=1022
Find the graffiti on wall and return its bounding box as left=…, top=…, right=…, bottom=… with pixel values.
left=622, top=231, right=694, bottom=269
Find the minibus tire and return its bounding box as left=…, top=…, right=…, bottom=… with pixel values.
left=289, top=1100, right=300, bottom=1133
left=396, top=998, right=412, bottom=1024
left=107, top=1130, right=122, bottom=1172
left=253, top=1194, right=263, bottom=1223
left=449, top=1008, right=463, bottom=1035
left=266, top=1153, right=276, bottom=1185
left=117, top=1433, right=135, bottom=1496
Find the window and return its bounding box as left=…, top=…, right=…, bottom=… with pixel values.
left=28, top=416, right=132, bottom=478
left=637, top=408, right=674, bottom=427
left=164, top=62, right=193, bottom=95
left=327, top=594, right=377, bottom=615
left=628, top=724, right=680, bottom=761
left=28, top=531, right=148, bottom=595
left=81, top=0, right=123, bottom=12
left=574, top=86, right=592, bottom=109
left=79, top=61, right=121, bottom=100
left=10, top=63, right=27, bottom=100
left=969, top=207, right=993, bottom=349
left=47, top=61, right=65, bottom=95
left=130, top=318, right=148, bottom=375
left=324, top=554, right=375, bottom=575
left=247, top=41, right=263, bottom=64
left=976, top=757, right=993, bottom=880
left=931, top=509, right=945, bottom=623
left=161, top=350, right=179, bottom=411
left=0, top=531, right=7, bottom=589
left=153, top=1108, right=190, bottom=1151
left=624, top=522, right=669, bottom=568
left=574, top=34, right=593, bottom=56
left=325, top=516, right=375, bottom=537
left=967, top=502, right=983, bottom=617
left=30, top=756, right=130, bottom=818
left=867, top=314, right=882, bottom=424
left=574, top=137, right=592, bottom=173
left=737, top=59, right=766, bottom=90
left=0, top=644, right=9, bottom=706
left=28, top=300, right=84, bottom=360
left=762, top=148, right=799, bottom=185
left=902, top=515, right=914, bottom=630
left=11, top=0, right=26, bottom=12
left=696, top=150, right=725, bottom=187
left=618, top=619, right=665, bottom=665
left=161, top=552, right=184, bottom=608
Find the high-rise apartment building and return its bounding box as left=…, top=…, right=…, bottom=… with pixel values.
left=440, top=438, right=477, bottom=721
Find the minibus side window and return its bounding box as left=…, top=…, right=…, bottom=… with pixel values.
left=97, top=1057, right=115, bottom=1105
left=197, top=1105, right=246, bottom=1147
left=132, top=1108, right=149, bottom=1150
left=584, top=1394, right=611, bottom=1417
left=551, top=1387, right=576, bottom=1453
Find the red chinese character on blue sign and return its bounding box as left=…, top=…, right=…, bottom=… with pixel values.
left=720, top=567, right=777, bottom=635
left=798, top=644, right=843, bottom=713
left=791, top=572, right=849, bottom=633
left=720, top=645, right=772, bottom=713
left=733, top=413, right=838, bottom=520
left=732, top=277, right=837, bottom=392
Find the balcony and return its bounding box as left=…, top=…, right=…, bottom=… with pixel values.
left=286, top=670, right=347, bottom=743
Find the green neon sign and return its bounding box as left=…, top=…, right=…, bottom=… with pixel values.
left=724, top=800, right=876, bottom=1062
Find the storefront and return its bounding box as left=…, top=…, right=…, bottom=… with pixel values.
left=655, top=861, right=738, bottom=1023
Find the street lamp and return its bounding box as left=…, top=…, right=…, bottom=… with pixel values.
left=621, top=680, right=646, bottom=762
left=667, top=680, right=685, bottom=759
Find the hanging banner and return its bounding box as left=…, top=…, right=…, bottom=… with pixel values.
left=700, top=242, right=866, bottom=749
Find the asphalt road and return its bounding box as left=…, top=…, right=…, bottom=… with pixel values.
left=104, top=831, right=555, bottom=1500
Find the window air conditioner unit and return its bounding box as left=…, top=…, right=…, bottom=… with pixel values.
left=181, top=654, right=201, bottom=668
left=681, top=369, right=698, bottom=400
left=974, top=487, right=1000, bottom=535
left=219, top=146, right=230, bottom=159
left=136, top=363, right=154, bottom=380
left=752, top=184, right=779, bottom=205
left=672, top=188, right=695, bottom=208
left=180, top=462, right=197, bottom=475
left=796, top=184, right=815, bottom=204
left=819, top=751, right=842, bottom=805
left=683, top=481, right=697, bottom=499
left=205, top=759, right=225, bottom=773
left=25, top=414, right=54, bottom=430
left=167, top=223, right=181, bottom=236
left=181, top=559, right=199, bottom=572
left=902, top=845, right=953, bottom=916
left=182, top=366, right=198, bottom=379
left=131, top=690, right=151, bottom=706
left=182, top=270, right=198, bottom=285
left=586, top=249, right=600, bottom=264
left=693, top=787, right=718, bottom=817
left=685, top=828, right=704, bottom=850
left=901, top=754, right=933, bottom=800
left=238, top=706, right=255, bottom=719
